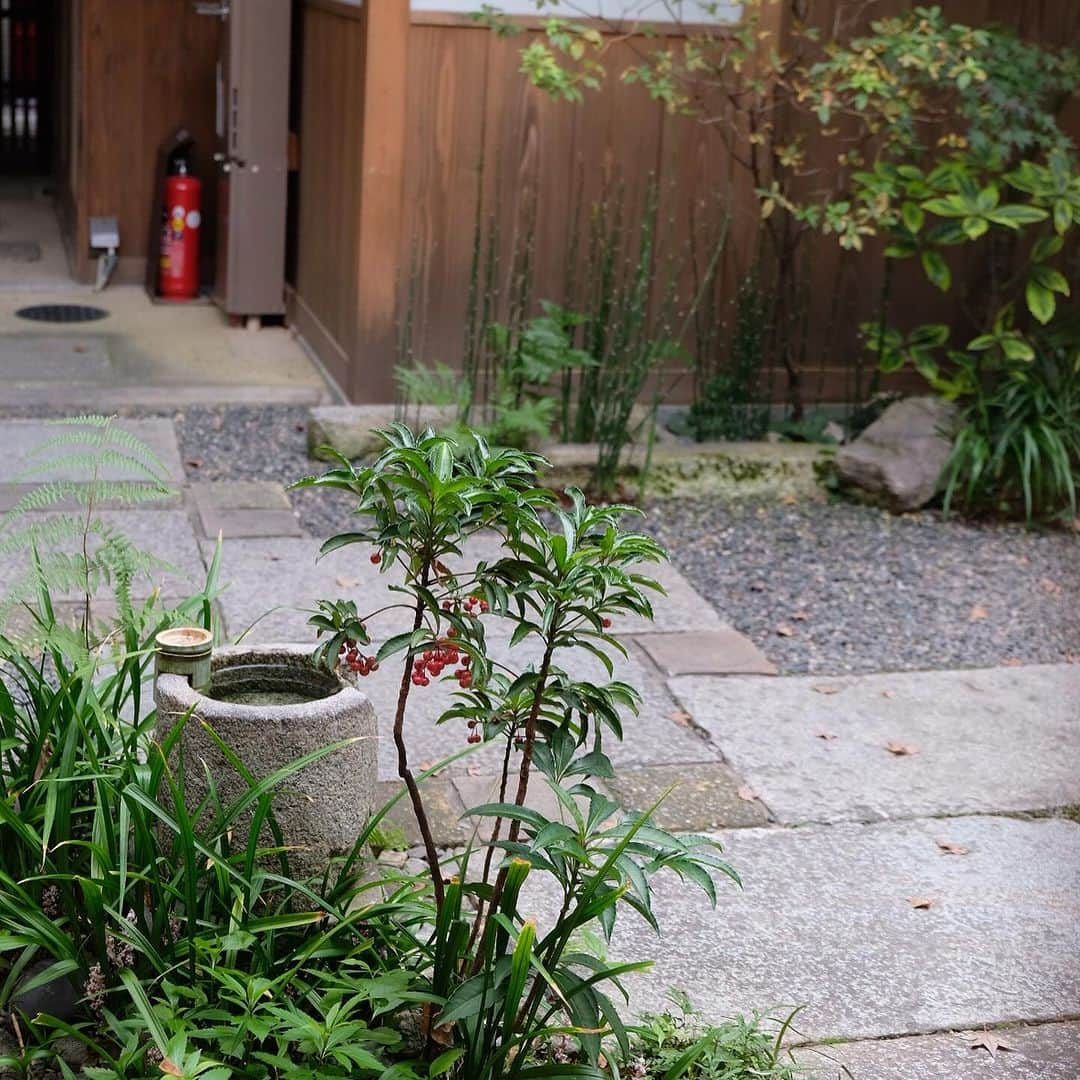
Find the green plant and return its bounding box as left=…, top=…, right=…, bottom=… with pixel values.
left=0, top=420, right=424, bottom=1078
left=686, top=272, right=770, bottom=442
left=615, top=990, right=807, bottom=1080
left=294, top=425, right=737, bottom=1078
left=480, top=3, right=1078, bottom=419
left=939, top=342, right=1080, bottom=519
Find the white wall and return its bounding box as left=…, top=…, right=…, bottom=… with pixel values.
left=411, top=1, right=742, bottom=23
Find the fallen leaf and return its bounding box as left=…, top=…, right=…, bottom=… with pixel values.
left=811, top=684, right=839, bottom=695
left=881, top=689, right=897, bottom=699
left=776, top=625, right=796, bottom=637
left=813, top=728, right=837, bottom=740
left=968, top=1031, right=1014, bottom=1058
left=466, top=763, right=481, bottom=777
left=668, top=709, right=693, bottom=728
left=906, top=896, right=935, bottom=910
left=782, top=493, right=798, bottom=505
left=1039, top=576, right=1061, bottom=595
left=936, top=840, right=970, bottom=856
left=185, top=457, right=203, bottom=469
left=736, top=784, right=758, bottom=802
left=968, top=604, right=989, bottom=622
left=336, top=575, right=359, bottom=588
left=791, top=610, right=810, bottom=621
left=885, top=740, right=919, bottom=756
left=1000, top=657, right=1023, bottom=667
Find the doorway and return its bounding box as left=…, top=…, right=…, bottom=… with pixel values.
left=0, top=0, right=73, bottom=288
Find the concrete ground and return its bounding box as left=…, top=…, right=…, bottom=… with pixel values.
left=0, top=416, right=1077, bottom=1078
left=0, top=185, right=336, bottom=407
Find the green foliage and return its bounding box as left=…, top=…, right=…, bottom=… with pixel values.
left=481, top=2, right=1078, bottom=419
left=295, top=425, right=738, bottom=1077
left=0, top=422, right=423, bottom=1078
left=686, top=273, right=770, bottom=442
left=615, top=990, right=805, bottom=1079
left=0, top=416, right=177, bottom=652
left=939, top=343, right=1080, bottom=521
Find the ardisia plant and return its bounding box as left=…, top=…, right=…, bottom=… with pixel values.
left=295, top=425, right=736, bottom=1078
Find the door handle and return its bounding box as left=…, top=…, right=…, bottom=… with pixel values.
left=194, top=2, right=229, bottom=17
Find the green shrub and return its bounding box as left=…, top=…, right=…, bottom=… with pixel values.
left=295, top=425, right=738, bottom=1078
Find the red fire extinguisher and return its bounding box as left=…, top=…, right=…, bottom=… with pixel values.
left=158, top=141, right=202, bottom=301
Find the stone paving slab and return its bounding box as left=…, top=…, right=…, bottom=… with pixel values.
left=583, top=816, right=1080, bottom=1042
left=204, top=536, right=724, bottom=778
left=189, top=481, right=301, bottom=538
left=0, top=509, right=207, bottom=608
left=669, top=665, right=1080, bottom=824
left=0, top=418, right=185, bottom=483
left=636, top=628, right=777, bottom=676
left=796, top=1021, right=1080, bottom=1079
left=604, top=762, right=769, bottom=829
left=375, top=778, right=470, bottom=849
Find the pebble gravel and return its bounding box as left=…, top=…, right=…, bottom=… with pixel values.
left=174, top=405, right=356, bottom=535
left=641, top=498, right=1079, bottom=675
left=104, top=406, right=1080, bottom=676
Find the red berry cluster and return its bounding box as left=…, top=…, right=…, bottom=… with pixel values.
left=411, top=638, right=473, bottom=688
left=464, top=594, right=490, bottom=615
left=339, top=640, right=378, bottom=676
left=466, top=719, right=482, bottom=744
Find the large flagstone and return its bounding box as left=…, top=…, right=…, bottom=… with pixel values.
left=670, top=665, right=1080, bottom=823
left=591, top=815, right=1080, bottom=1042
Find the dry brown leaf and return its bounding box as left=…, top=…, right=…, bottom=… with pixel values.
left=906, top=896, right=935, bottom=910
left=936, top=840, right=970, bottom=856
left=968, top=604, right=989, bottom=622
left=736, top=784, right=758, bottom=802
left=1000, top=657, right=1023, bottom=667
left=336, top=575, right=359, bottom=588
left=185, top=457, right=203, bottom=469
left=886, top=740, right=919, bottom=756
left=668, top=709, right=693, bottom=728
left=811, top=684, right=840, bottom=695
left=782, top=493, right=798, bottom=505
left=776, top=625, right=796, bottom=637
left=1039, top=576, right=1062, bottom=595
left=791, top=610, right=810, bottom=621
left=160, top=1060, right=184, bottom=1078
left=813, top=728, right=837, bottom=741
left=881, top=689, right=897, bottom=699
left=968, top=1031, right=1015, bottom=1058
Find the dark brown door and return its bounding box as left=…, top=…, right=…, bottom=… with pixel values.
left=0, top=0, right=52, bottom=174
left=198, top=0, right=290, bottom=318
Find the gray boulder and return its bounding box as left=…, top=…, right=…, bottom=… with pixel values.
left=836, top=396, right=958, bottom=510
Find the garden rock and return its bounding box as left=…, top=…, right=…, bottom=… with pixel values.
left=307, top=405, right=459, bottom=460
left=835, top=396, right=957, bottom=510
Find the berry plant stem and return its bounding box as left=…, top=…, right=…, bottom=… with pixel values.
left=393, top=561, right=444, bottom=909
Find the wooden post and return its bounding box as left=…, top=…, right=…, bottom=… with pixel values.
left=353, top=0, right=410, bottom=402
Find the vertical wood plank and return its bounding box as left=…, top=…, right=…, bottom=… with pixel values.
left=352, top=0, right=410, bottom=402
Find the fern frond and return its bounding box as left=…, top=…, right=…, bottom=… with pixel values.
left=17, top=449, right=171, bottom=488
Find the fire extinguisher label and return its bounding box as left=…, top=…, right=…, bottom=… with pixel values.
left=185, top=209, right=202, bottom=229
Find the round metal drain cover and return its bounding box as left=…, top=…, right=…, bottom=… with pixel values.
left=16, top=303, right=109, bottom=324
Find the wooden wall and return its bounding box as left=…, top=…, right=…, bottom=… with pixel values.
left=71, top=0, right=220, bottom=283
left=292, top=0, right=1079, bottom=405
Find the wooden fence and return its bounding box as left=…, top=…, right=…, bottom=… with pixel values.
left=289, top=0, right=1080, bottom=405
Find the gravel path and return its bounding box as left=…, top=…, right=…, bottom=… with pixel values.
left=174, top=405, right=355, bottom=534
left=642, top=498, right=1079, bottom=675
left=39, top=404, right=1077, bottom=677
